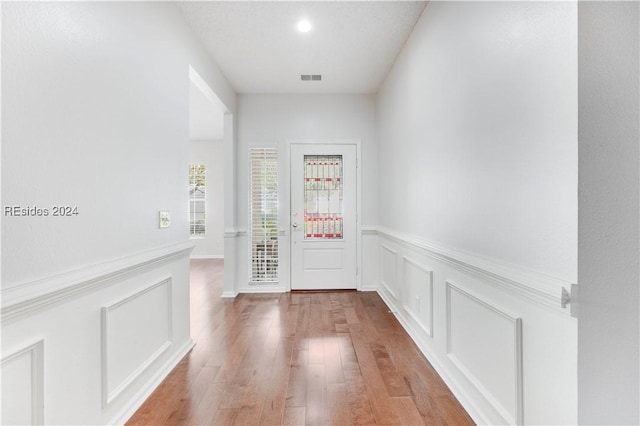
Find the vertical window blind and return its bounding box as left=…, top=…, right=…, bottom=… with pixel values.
left=249, top=148, right=279, bottom=282
left=189, top=164, right=206, bottom=238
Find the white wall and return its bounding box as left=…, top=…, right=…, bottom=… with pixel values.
left=1, top=2, right=235, bottom=424
left=377, top=1, right=578, bottom=282
left=578, top=2, right=640, bottom=424
left=190, top=140, right=224, bottom=258
left=374, top=2, right=578, bottom=424
left=2, top=1, right=234, bottom=287
left=237, top=94, right=377, bottom=227
left=234, top=94, right=377, bottom=291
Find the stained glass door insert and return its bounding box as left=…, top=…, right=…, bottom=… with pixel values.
left=304, top=155, right=343, bottom=239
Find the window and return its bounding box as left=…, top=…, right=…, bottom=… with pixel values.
left=189, top=164, right=206, bottom=238
left=303, top=155, right=344, bottom=239
left=249, top=148, right=279, bottom=282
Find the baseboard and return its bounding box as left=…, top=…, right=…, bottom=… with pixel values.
left=189, top=255, right=224, bottom=260
left=359, top=285, right=378, bottom=292
left=375, top=289, right=490, bottom=426
left=108, top=339, right=195, bottom=426
left=235, top=285, right=288, bottom=294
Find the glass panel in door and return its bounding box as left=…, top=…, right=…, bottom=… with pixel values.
left=304, top=155, right=343, bottom=239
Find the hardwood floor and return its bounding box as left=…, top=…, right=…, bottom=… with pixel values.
left=126, top=259, right=474, bottom=425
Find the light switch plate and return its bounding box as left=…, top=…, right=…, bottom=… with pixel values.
left=159, top=210, right=170, bottom=228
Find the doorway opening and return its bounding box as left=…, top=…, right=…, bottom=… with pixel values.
left=188, top=66, right=229, bottom=262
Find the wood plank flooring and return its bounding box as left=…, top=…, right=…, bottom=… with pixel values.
left=126, top=259, right=474, bottom=425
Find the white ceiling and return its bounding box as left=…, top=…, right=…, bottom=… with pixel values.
left=177, top=1, right=427, bottom=94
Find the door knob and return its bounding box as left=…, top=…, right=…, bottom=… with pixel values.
left=292, top=222, right=298, bottom=228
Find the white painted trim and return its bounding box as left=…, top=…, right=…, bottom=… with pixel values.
left=375, top=289, right=490, bottom=426
left=101, top=278, right=173, bottom=407
left=109, top=339, right=195, bottom=426
left=375, top=226, right=572, bottom=312
left=1, top=339, right=45, bottom=425
left=224, top=228, right=240, bottom=238
left=361, top=227, right=377, bottom=236
left=236, top=281, right=290, bottom=295
left=360, top=284, right=379, bottom=291
left=2, top=241, right=195, bottom=322
left=223, top=112, right=237, bottom=295
left=236, top=286, right=288, bottom=294
left=379, top=244, right=398, bottom=300
left=356, top=141, right=363, bottom=290
left=105, top=343, right=171, bottom=407
left=189, top=255, right=224, bottom=260
left=401, top=256, right=434, bottom=338
left=224, top=228, right=246, bottom=238
left=220, top=291, right=238, bottom=298
left=446, top=281, right=524, bottom=426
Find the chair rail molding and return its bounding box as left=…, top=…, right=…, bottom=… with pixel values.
left=223, top=227, right=242, bottom=238
left=1, top=241, right=195, bottom=322
left=374, top=226, right=573, bottom=313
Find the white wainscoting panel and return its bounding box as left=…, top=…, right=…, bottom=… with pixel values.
left=1, top=340, right=44, bottom=425
left=446, top=282, right=523, bottom=425
left=1, top=242, right=192, bottom=425
left=102, top=278, right=173, bottom=406
left=380, top=244, right=398, bottom=299
left=2, top=241, right=194, bottom=322
left=370, top=228, right=577, bottom=425
left=402, top=257, right=434, bottom=337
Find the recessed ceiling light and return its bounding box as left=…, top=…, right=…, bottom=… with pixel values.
left=297, top=19, right=312, bottom=33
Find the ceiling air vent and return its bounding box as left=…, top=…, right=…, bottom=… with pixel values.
left=301, top=74, right=322, bottom=81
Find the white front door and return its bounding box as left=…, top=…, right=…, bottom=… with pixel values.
left=290, top=143, right=357, bottom=290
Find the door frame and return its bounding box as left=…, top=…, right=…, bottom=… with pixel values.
left=283, top=139, right=362, bottom=291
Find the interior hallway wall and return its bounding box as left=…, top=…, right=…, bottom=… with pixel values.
left=376, top=1, right=577, bottom=282
left=372, top=2, right=578, bottom=424
left=1, top=2, right=235, bottom=424
left=578, top=2, right=640, bottom=424
left=2, top=2, right=235, bottom=287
